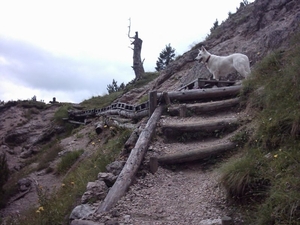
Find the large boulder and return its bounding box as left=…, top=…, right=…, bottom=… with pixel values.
left=69, top=204, right=95, bottom=220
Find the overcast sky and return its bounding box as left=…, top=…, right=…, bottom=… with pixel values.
left=0, top=0, right=254, bottom=103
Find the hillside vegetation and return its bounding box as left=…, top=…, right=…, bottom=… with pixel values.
left=221, top=33, right=300, bottom=224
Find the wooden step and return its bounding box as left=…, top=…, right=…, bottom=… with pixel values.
left=154, top=141, right=237, bottom=165
left=161, top=117, right=239, bottom=140
left=177, top=78, right=236, bottom=91
left=167, top=97, right=240, bottom=116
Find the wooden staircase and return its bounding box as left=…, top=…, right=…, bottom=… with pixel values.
left=95, top=82, right=243, bottom=214
left=150, top=87, right=241, bottom=170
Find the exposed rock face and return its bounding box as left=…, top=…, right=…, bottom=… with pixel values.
left=112, top=0, right=299, bottom=107
left=0, top=104, right=60, bottom=169
left=4, top=124, right=64, bottom=147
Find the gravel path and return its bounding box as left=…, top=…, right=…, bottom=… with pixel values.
left=94, top=159, right=244, bottom=225
left=93, top=111, right=245, bottom=225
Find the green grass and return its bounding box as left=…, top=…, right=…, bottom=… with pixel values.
left=56, top=149, right=84, bottom=174
left=80, top=72, right=159, bottom=109
left=36, top=141, right=63, bottom=171
left=220, top=33, right=300, bottom=224
left=127, top=72, right=159, bottom=89
left=81, top=91, right=122, bottom=109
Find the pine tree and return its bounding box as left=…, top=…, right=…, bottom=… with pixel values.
left=106, top=79, right=125, bottom=94
left=155, top=44, right=176, bottom=71
left=107, top=79, right=118, bottom=94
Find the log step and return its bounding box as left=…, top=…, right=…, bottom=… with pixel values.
left=161, top=117, right=239, bottom=140
left=155, top=141, right=237, bottom=165
left=167, top=98, right=240, bottom=116
left=157, top=85, right=241, bottom=103
left=177, top=78, right=236, bottom=91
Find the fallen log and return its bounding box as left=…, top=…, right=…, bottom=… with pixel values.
left=157, top=142, right=237, bottom=164
left=168, top=98, right=240, bottom=116
left=96, top=105, right=163, bottom=213
left=157, top=85, right=241, bottom=102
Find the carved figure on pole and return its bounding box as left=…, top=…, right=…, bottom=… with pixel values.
left=128, top=18, right=145, bottom=81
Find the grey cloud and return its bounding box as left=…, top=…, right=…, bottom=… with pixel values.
left=0, top=37, right=133, bottom=102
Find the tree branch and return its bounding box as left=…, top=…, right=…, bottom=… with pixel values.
left=128, top=18, right=135, bottom=39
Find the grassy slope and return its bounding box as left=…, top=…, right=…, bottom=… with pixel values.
left=220, top=34, right=300, bottom=224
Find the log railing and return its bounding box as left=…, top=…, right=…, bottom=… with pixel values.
left=66, top=84, right=241, bottom=124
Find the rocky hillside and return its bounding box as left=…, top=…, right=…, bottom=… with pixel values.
left=0, top=0, right=299, bottom=224
left=118, top=0, right=300, bottom=105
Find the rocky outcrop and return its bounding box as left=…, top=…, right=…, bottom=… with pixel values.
left=0, top=104, right=60, bottom=165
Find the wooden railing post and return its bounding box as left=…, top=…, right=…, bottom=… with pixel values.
left=149, top=91, right=157, bottom=116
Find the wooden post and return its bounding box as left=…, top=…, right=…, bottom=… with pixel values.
left=179, top=104, right=187, bottom=117
left=96, top=106, right=163, bottom=213
left=149, top=157, right=158, bottom=174
left=162, top=92, right=171, bottom=106
left=149, top=91, right=157, bottom=116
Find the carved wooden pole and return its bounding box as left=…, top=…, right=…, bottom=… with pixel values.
left=128, top=19, right=145, bottom=80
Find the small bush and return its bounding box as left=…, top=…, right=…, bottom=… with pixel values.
left=53, top=105, right=78, bottom=137
left=53, top=105, right=72, bottom=123
left=220, top=149, right=269, bottom=203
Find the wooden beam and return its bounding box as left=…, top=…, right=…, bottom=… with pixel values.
left=162, top=117, right=238, bottom=134
left=158, top=85, right=241, bottom=102
left=96, top=106, right=163, bottom=213
left=168, top=98, right=240, bottom=116
left=157, top=142, right=237, bottom=164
